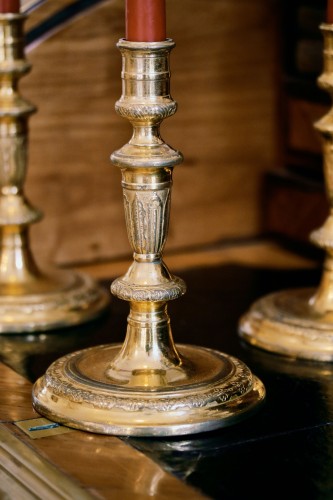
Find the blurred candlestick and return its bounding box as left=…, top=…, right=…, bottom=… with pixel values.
left=126, top=0, right=166, bottom=42
left=327, top=0, right=333, bottom=23
left=0, top=0, right=20, bottom=13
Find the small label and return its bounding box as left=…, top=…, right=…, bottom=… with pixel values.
left=15, top=417, right=73, bottom=439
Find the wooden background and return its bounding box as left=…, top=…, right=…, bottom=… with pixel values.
left=20, top=0, right=281, bottom=268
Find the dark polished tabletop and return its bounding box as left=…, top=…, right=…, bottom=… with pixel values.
left=0, top=261, right=332, bottom=500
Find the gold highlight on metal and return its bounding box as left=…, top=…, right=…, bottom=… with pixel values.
left=238, top=23, right=333, bottom=362
left=0, top=13, right=109, bottom=332
left=32, top=39, right=265, bottom=436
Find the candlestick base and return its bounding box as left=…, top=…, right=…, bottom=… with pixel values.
left=32, top=343, right=265, bottom=437
left=0, top=269, right=109, bottom=333
left=238, top=288, right=333, bottom=361
left=0, top=12, right=109, bottom=333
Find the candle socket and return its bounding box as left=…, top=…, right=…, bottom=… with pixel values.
left=32, top=39, right=265, bottom=436
left=0, top=13, right=109, bottom=332
left=238, top=24, right=333, bottom=362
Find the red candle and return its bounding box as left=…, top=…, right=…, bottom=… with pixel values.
left=0, top=0, right=20, bottom=13
left=126, top=0, right=166, bottom=42
left=327, top=0, right=333, bottom=23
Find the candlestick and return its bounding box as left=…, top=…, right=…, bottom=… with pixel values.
left=0, top=11, right=109, bottom=332
left=32, top=38, right=265, bottom=436
left=0, top=0, right=20, bottom=13
left=126, top=0, right=166, bottom=41
left=238, top=23, right=333, bottom=361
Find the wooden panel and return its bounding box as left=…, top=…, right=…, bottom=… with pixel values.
left=286, top=98, right=325, bottom=155
left=20, top=0, right=280, bottom=266
left=7, top=426, right=207, bottom=499
left=263, top=169, right=328, bottom=247
left=0, top=423, right=94, bottom=500
left=0, top=360, right=206, bottom=500
left=0, top=363, right=38, bottom=422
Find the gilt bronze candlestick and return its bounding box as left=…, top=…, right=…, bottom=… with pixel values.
left=238, top=24, right=333, bottom=361
left=32, top=38, right=265, bottom=436
left=0, top=12, right=108, bottom=332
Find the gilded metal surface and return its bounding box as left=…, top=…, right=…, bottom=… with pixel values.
left=33, top=39, right=265, bottom=435
left=239, top=288, right=333, bottom=361
left=239, top=24, right=333, bottom=361
left=0, top=13, right=108, bottom=332
left=0, top=269, right=109, bottom=332
left=32, top=344, right=265, bottom=436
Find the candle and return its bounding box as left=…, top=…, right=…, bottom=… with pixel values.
left=0, top=0, right=20, bottom=13
left=126, top=0, right=166, bottom=42
left=327, top=0, right=333, bottom=23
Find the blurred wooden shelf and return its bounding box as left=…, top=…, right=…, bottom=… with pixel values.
left=72, top=238, right=319, bottom=280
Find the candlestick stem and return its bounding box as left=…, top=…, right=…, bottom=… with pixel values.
left=0, top=12, right=109, bottom=332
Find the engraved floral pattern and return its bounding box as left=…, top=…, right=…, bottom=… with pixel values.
left=41, top=351, right=254, bottom=413
left=111, top=275, right=186, bottom=302
left=124, top=189, right=170, bottom=254
left=115, top=102, right=177, bottom=121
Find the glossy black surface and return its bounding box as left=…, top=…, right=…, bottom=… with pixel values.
left=1, top=263, right=332, bottom=500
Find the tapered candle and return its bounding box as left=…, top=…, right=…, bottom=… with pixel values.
left=0, top=0, right=20, bottom=13
left=327, top=0, right=333, bottom=23
left=126, top=0, right=166, bottom=42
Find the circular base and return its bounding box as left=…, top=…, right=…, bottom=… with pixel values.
left=0, top=270, right=109, bottom=333
left=32, top=344, right=265, bottom=437
left=239, top=287, right=333, bottom=361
